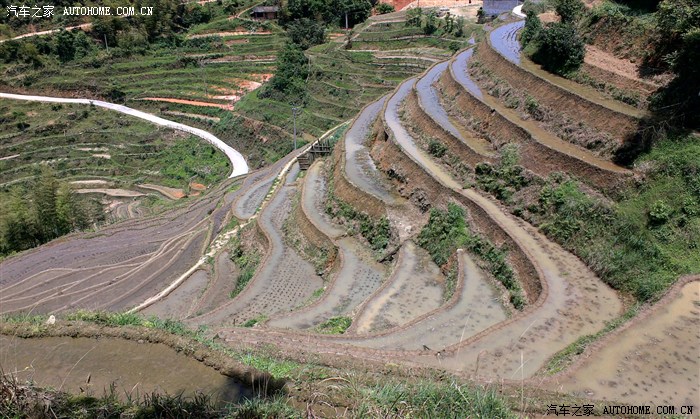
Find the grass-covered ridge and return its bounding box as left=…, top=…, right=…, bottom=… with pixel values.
left=417, top=202, right=526, bottom=309
left=474, top=134, right=700, bottom=302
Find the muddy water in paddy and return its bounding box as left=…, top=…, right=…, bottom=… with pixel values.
left=142, top=269, right=209, bottom=319
left=415, top=61, right=467, bottom=143
left=302, top=160, right=344, bottom=239
left=0, top=336, right=252, bottom=403
left=345, top=251, right=506, bottom=350
left=351, top=241, right=444, bottom=334
left=552, top=281, right=700, bottom=407
left=384, top=77, right=622, bottom=377
left=343, top=95, right=400, bottom=205
left=188, top=168, right=322, bottom=326
left=269, top=161, right=386, bottom=330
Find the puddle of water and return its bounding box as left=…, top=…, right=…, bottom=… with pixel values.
left=553, top=281, right=700, bottom=407
left=352, top=241, right=445, bottom=334
left=0, top=336, right=252, bottom=404
left=489, top=21, right=524, bottom=65
left=451, top=49, right=483, bottom=100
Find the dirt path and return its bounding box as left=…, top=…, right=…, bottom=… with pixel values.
left=0, top=23, right=92, bottom=43
left=75, top=188, right=145, bottom=197
left=140, top=97, right=233, bottom=110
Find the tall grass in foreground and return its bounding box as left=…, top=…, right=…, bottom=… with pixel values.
left=354, top=379, right=515, bottom=418
left=0, top=372, right=296, bottom=419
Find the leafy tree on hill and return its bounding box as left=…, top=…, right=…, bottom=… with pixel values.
left=260, top=42, right=309, bottom=102
left=521, top=11, right=542, bottom=46
left=287, top=18, right=327, bottom=49
left=650, top=0, right=700, bottom=128
left=527, top=22, right=585, bottom=75
left=376, top=3, right=395, bottom=14
left=555, top=0, right=585, bottom=23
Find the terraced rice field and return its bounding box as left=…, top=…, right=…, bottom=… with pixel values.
left=2, top=10, right=697, bottom=411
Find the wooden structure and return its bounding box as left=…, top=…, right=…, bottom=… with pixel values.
left=298, top=137, right=333, bottom=170
left=250, top=6, right=280, bottom=20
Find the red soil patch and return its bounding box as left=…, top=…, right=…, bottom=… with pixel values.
left=190, top=182, right=207, bottom=192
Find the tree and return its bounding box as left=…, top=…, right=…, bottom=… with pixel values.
left=32, top=168, right=59, bottom=241
left=455, top=16, right=466, bottom=37
left=521, top=12, right=542, bottom=46
left=261, top=42, right=309, bottom=102
left=376, top=3, right=395, bottom=14
left=287, top=18, right=326, bottom=49
left=406, top=7, right=422, bottom=27
left=530, top=23, right=585, bottom=75
left=555, top=0, right=585, bottom=23
left=55, top=29, right=76, bottom=62
left=423, top=10, right=438, bottom=35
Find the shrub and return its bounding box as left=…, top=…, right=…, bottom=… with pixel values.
left=648, top=200, right=672, bottom=225
left=554, top=0, right=585, bottom=23
left=521, top=12, right=542, bottom=47
left=376, top=3, right=395, bottom=14
left=529, top=22, right=585, bottom=75
left=428, top=140, right=447, bottom=158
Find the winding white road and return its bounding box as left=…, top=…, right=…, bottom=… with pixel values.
left=0, top=92, right=249, bottom=177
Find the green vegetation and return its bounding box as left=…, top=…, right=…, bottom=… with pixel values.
left=476, top=134, right=700, bottom=303
left=0, top=168, right=103, bottom=257
left=315, top=316, right=352, bottom=334
left=154, top=136, right=230, bottom=187
left=375, top=3, right=395, bottom=14
left=242, top=314, right=269, bottom=327
left=326, top=197, right=392, bottom=252
left=521, top=0, right=587, bottom=76
left=543, top=305, right=639, bottom=374
left=649, top=0, right=700, bottom=128
left=523, top=20, right=585, bottom=76
left=555, top=0, right=585, bottom=24
left=229, top=236, right=262, bottom=299
left=417, top=203, right=526, bottom=309
left=355, top=379, right=515, bottom=418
